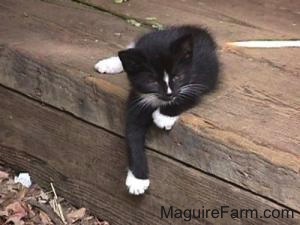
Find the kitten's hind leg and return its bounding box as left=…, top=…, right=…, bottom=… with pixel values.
left=94, top=56, right=123, bottom=74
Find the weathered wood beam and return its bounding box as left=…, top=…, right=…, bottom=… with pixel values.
left=0, top=86, right=299, bottom=225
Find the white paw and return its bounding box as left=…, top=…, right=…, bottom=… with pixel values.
left=126, top=170, right=150, bottom=195
left=152, top=109, right=178, bottom=130
left=126, top=42, right=135, bottom=49
left=94, top=56, right=123, bottom=74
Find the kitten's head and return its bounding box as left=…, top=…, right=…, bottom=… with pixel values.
left=118, top=34, right=194, bottom=106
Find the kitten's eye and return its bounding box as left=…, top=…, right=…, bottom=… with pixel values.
left=173, top=74, right=185, bottom=81
left=146, top=76, right=157, bottom=83
left=183, top=52, right=192, bottom=59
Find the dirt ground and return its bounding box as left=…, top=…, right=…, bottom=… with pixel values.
left=0, top=165, right=110, bottom=225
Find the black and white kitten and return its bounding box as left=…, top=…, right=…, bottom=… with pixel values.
left=94, top=25, right=219, bottom=195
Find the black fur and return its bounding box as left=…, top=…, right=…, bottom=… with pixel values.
left=118, top=25, right=219, bottom=180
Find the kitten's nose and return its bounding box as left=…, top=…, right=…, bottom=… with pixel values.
left=165, top=92, right=175, bottom=101
left=166, top=92, right=172, bottom=97
left=160, top=93, right=174, bottom=101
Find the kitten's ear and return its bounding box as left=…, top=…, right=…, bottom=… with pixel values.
left=170, top=34, right=193, bottom=57
left=118, top=49, right=148, bottom=74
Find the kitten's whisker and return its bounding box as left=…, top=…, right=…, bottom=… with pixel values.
left=180, top=86, right=207, bottom=95
left=180, top=85, right=208, bottom=96
left=128, top=95, right=153, bottom=112
left=178, top=92, right=199, bottom=102
left=129, top=96, right=144, bottom=106
left=181, top=83, right=207, bottom=89
left=181, top=85, right=207, bottom=90
left=129, top=93, right=163, bottom=113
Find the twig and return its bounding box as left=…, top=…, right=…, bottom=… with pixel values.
left=50, top=182, right=67, bottom=224
left=26, top=199, right=64, bottom=225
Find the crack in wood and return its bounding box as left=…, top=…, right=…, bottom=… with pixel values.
left=70, top=0, right=158, bottom=30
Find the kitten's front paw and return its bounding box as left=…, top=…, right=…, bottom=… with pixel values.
left=94, top=56, right=123, bottom=74
left=126, top=170, right=150, bottom=195
left=152, top=109, right=178, bottom=130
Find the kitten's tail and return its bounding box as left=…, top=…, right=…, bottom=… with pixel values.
left=227, top=40, right=300, bottom=48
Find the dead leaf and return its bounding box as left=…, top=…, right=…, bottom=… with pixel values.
left=100, top=222, right=110, bottom=225
left=27, top=204, right=36, bottom=219
left=15, top=186, right=29, bottom=201
left=67, top=207, right=86, bottom=223
left=5, top=215, right=25, bottom=225
left=95, top=220, right=110, bottom=225
left=0, top=170, right=9, bottom=180
left=38, top=190, right=50, bottom=204
left=4, top=201, right=27, bottom=225
left=0, top=210, right=8, bottom=217
left=39, top=211, right=53, bottom=224
left=83, top=215, right=94, bottom=221
left=5, top=201, right=27, bottom=214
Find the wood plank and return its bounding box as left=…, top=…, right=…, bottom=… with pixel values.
left=82, top=0, right=300, bottom=36
left=0, top=0, right=299, bottom=210
left=81, top=0, right=300, bottom=74
left=0, top=85, right=299, bottom=225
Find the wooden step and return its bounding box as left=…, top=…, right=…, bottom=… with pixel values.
left=1, top=86, right=299, bottom=225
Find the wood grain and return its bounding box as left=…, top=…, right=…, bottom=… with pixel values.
left=0, top=0, right=299, bottom=210
left=0, top=86, right=299, bottom=225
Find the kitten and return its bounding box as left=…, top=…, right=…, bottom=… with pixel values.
left=94, top=25, right=219, bottom=195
